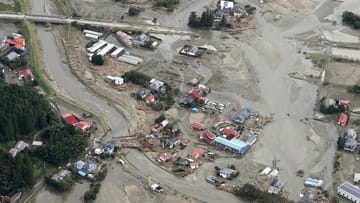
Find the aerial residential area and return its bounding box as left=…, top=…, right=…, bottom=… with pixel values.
left=1, top=0, right=360, bottom=203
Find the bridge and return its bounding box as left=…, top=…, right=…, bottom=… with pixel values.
left=0, top=12, right=192, bottom=35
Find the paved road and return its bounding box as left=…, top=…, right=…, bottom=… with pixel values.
left=0, top=12, right=192, bottom=35
left=28, top=0, right=238, bottom=202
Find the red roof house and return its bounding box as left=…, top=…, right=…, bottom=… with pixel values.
left=18, top=68, right=34, bottom=81
left=143, top=139, right=155, bottom=149
left=188, top=88, right=202, bottom=99
left=176, top=134, right=189, bottom=144
left=339, top=100, right=350, bottom=106
left=338, top=113, right=348, bottom=127
left=200, top=131, right=216, bottom=144
left=62, top=113, right=79, bottom=125
left=190, top=162, right=199, bottom=169
left=75, top=121, right=91, bottom=131
left=7, top=37, right=25, bottom=49
left=158, top=152, right=173, bottom=162
left=146, top=95, right=155, bottom=104
left=220, top=128, right=239, bottom=140
left=191, top=148, right=205, bottom=160
left=191, top=122, right=206, bottom=130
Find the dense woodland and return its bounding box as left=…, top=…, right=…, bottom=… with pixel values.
left=0, top=84, right=57, bottom=142
left=0, top=75, right=88, bottom=195
left=34, top=124, right=87, bottom=165
left=0, top=150, right=34, bottom=195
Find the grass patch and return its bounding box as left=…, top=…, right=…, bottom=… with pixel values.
left=50, top=0, right=73, bottom=16
left=0, top=2, right=13, bottom=11
left=0, top=0, right=25, bottom=12
left=18, top=20, right=54, bottom=94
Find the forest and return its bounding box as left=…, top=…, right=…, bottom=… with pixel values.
left=0, top=150, right=34, bottom=195
left=34, top=124, right=88, bottom=165
left=0, top=84, right=57, bottom=142
left=0, top=79, right=88, bottom=195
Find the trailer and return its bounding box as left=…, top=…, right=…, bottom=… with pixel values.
left=87, top=40, right=107, bottom=53
left=85, top=33, right=99, bottom=40
left=110, top=47, right=125, bottom=58
left=121, top=54, right=143, bottom=63
left=83, top=29, right=103, bottom=37
left=118, top=56, right=140, bottom=65
left=97, top=43, right=115, bottom=56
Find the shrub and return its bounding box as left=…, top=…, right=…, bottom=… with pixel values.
left=91, top=54, right=104, bottom=65
left=128, top=7, right=141, bottom=16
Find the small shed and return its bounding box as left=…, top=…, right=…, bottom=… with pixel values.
left=354, top=173, right=360, bottom=183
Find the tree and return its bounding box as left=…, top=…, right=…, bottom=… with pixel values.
left=128, top=7, right=141, bottom=16
left=188, top=9, right=213, bottom=28
left=220, top=15, right=227, bottom=27
left=342, top=11, right=360, bottom=29
left=91, top=54, right=104, bottom=65
left=337, top=136, right=345, bottom=149
left=188, top=11, right=199, bottom=27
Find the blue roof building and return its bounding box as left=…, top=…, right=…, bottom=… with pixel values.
left=337, top=182, right=360, bottom=203
left=232, top=107, right=254, bottom=124
left=213, top=137, right=250, bottom=155
left=304, top=178, right=323, bottom=187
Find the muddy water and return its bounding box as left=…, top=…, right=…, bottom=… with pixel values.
left=235, top=5, right=338, bottom=200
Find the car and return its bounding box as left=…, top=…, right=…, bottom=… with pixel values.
left=150, top=184, right=164, bottom=192
left=206, top=176, right=225, bottom=185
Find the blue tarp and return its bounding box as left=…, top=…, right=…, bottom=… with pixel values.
left=192, top=108, right=199, bottom=113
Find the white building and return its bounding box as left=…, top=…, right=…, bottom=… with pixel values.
left=355, top=173, right=360, bottom=183
left=338, top=182, right=360, bottom=203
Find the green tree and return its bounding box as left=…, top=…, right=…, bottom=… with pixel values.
left=220, top=15, right=227, bottom=27
left=337, top=136, right=345, bottom=149
left=128, top=7, right=141, bottom=16
left=188, top=11, right=199, bottom=27
left=91, top=54, right=104, bottom=65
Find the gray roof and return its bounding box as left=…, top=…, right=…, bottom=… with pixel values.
left=220, top=168, right=235, bottom=175
left=338, top=182, right=360, bottom=199
left=344, top=137, right=357, bottom=151
left=232, top=107, right=254, bottom=123
left=5, top=51, right=19, bottom=61
left=268, top=179, right=285, bottom=194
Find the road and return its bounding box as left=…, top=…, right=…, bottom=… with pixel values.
left=0, top=12, right=192, bottom=35
left=28, top=0, right=239, bottom=202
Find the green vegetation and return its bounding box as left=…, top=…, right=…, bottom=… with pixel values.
left=337, top=136, right=345, bottom=149
left=351, top=85, right=360, bottom=94
left=122, top=70, right=151, bottom=87
left=0, top=151, right=35, bottom=194
left=50, top=0, right=73, bottom=16
left=0, top=0, right=25, bottom=13
left=45, top=175, right=75, bottom=192
left=91, top=54, right=104, bottom=65
left=154, top=0, right=179, bottom=10
left=319, top=97, right=346, bottom=114
left=34, top=124, right=88, bottom=165
left=342, top=11, right=360, bottom=29
left=0, top=84, right=56, bottom=142
left=244, top=5, right=256, bottom=15
left=128, top=7, right=141, bottom=16
left=155, top=114, right=166, bottom=124
left=84, top=183, right=101, bottom=203
left=220, top=15, right=227, bottom=28
left=234, top=184, right=293, bottom=203
left=188, top=9, right=214, bottom=28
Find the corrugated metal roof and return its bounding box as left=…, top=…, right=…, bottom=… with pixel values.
left=214, top=137, right=248, bottom=150
left=338, top=182, right=360, bottom=199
